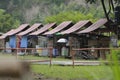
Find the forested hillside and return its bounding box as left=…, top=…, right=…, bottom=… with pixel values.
left=0, top=0, right=106, bottom=32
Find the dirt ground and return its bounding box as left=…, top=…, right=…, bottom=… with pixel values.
left=33, top=73, right=62, bottom=80
left=0, top=73, right=62, bottom=80
left=0, top=73, right=87, bottom=80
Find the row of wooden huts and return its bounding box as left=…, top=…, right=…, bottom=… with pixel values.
left=0, top=18, right=117, bottom=59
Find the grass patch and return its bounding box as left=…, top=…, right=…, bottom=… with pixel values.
left=31, top=65, right=114, bottom=80
left=0, top=53, right=71, bottom=61
left=1, top=52, right=120, bottom=80
left=108, top=50, right=120, bottom=80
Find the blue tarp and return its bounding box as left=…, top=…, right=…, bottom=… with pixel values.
left=20, top=35, right=28, bottom=48
left=9, top=35, right=16, bottom=48
left=53, top=48, right=58, bottom=56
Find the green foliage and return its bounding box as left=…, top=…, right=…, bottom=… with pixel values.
left=0, top=0, right=115, bottom=25
left=0, top=0, right=105, bottom=23
left=30, top=15, right=44, bottom=25
left=32, top=65, right=113, bottom=80
left=0, top=0, right=70, bottom=23
left=106, top=49, right=120, bottom=80
left=107, top=49, right=120, bottom=61
left=45, top=11, right=97, bottom=24
left=85, top=0, right=97, bottom=4
left=109, top=50, right=120, bottom=80
left=86, top=0, right=120, bottom=4
left=0, top=0, right=108, bottom=24
left=113, top=0, right=120, bottom=3
left=0, top=9, right=20, bottom=32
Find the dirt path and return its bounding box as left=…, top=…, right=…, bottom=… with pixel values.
left=33, top=73, right=62, bottom=80
left=0, top=73, right=62, bottom=80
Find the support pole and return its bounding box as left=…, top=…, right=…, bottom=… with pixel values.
left=72, top=49, right=75, bottom=68
left=49, top=47, right=52, bottom=67
left=16, top=35, right=20, bottom=59
left=16, top=35, right=18, bottom=59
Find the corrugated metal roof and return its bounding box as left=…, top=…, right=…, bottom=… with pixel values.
left=18, top=23, right=42, bottom=36
left=29, top=23, right=56, bottom=35
left=60, top=20, right=92, bottom=34
left=0, top=29, right=15, bottom=39
left=77, top=19, right=108, bottom=34
left=0, top=36, right=6, bottom=39
left=0, top=32, right=3, bottom=35
left=44, top=21, right=72, bottom=35
left=8, top=24, right=30, bottom=36
left=0, top=24, right=29, bottom=39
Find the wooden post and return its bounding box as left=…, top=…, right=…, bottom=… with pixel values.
left=16, top=35, right=21, bottom=58
left=16, top=35, right=18, bottom=59
left=72, top=49, right=75, bottom=68
left=3, top=39, right=5, bottom=53
left=69, top=37, right=72, bottom=57
left=49, top=47, right=52, bottom=67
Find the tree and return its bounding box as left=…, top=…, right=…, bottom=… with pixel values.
left=85, top=0, right=120, bottom=21
left=86, top=0, right=120, bottom=3
left=0, top=9, right=20, bottom=32
left=45, top=11, right=97, bottom=24
left=0, top=0, right=106, bottom=24
left=86, top=0, right=120, bottom=39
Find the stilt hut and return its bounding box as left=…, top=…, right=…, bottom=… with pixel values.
left=0, top=24, right=30, bottom=53
left=44, top=21, right=73, bottom=56
left=17, top=23, right=42, bottom=54
left=29, top=23, right=56, bottom=56
left=77, top=19, right=110, bottom=59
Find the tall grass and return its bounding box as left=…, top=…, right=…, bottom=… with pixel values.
left=1, top=51, right=120, bottom=80
left=32, top=65, right=113, bottom=80
left=108, top=50, right=120, bottom=80
left=32, top=50, right=120, bottom=80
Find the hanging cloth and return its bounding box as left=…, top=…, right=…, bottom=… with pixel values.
left=9, top=35, right=16, bottom=48
left=20, top=35, right=28, bottom=48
